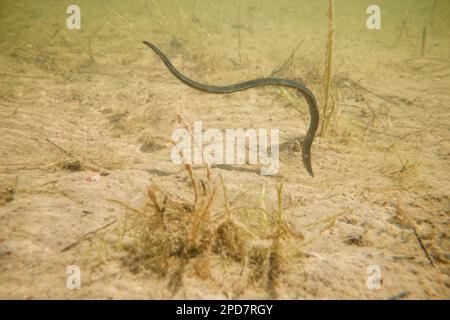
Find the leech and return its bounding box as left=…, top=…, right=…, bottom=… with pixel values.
left=143, top=41, right=319, bottom=176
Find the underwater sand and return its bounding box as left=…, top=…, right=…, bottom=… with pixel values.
left=0, top=0, right=449, bottom=299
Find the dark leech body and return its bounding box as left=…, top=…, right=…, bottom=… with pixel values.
left=143, top=41, right=319, bottom=176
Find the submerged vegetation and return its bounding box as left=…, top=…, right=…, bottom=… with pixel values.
left=112, top=116, right=304, bottom=297
left=0, top=0, right=449, bottom=299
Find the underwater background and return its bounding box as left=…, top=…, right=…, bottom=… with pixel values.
left=0, top=0, right=449, bottom=299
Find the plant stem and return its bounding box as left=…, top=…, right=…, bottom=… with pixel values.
left=319, top=0, right=335, bottom=137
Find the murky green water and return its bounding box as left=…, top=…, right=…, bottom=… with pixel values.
left=1, top=0, right=448, bottom=75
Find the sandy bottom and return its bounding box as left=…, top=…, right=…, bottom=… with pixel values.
left=0, top=20, right=449, bottom=299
